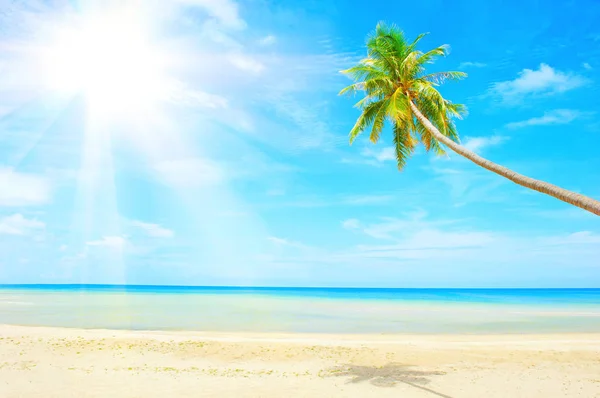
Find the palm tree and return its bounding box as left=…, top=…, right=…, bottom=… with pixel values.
left=340, top=23, right=600, bottom=216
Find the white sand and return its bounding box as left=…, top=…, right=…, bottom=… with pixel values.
left=1, top=325, right=599, bottom=397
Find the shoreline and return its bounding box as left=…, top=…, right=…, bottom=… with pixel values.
left=3, top=323, right=600, bottom=340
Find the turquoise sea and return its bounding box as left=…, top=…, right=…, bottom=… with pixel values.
left=1, top=285, right=599, bottom=334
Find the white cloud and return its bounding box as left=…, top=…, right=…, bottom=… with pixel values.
left=130, top=221, right=174, bottom=238
left=86, top=236, right=128, bottom=249
left=259, top=207, right=600, bottom=286
left=342, top=218, right=360, bottom=230
left=583, top=62, right=592, bottom=70
left=506, top=109, right=584, bottom=129
left=361, top=146, right=396, bottom=163
left=154, top=158, right=225, bottom=187
left=341, top=211, right=498, bottom=260
left=357, top=230, right=496, bottom=256
left=553, top=231, right=600, bottom=245
left=356, top=210, right=431, bottom=241
left=490, top=64, right=588, bottom=103
left=257, top=35, right=276, bottom=46
left=169, top=82, right=228, bottom=109
left=533, top=207, right=597, bottom=220
left=0, top=168, right=51, bottom=206
left=462, top=135, right=507, bottom=153
left=177, top=0, right=246, bottom=29
left=267, top=236, right=289, bottom=245
left=341, top=146, right=398, bottom=167
left=228, top=53, right=265, bottom=74
left=0, top=214, right=45, bottom=235
left=459, top=61, right=486, bottom=68
left=267, top=236, right=308, bottom=249
left=352, top=228, right=600, bottom=264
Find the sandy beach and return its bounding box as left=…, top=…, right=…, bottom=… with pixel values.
left=0, top=325, right=599, bottom=397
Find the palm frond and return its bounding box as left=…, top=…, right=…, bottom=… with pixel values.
left=392, top=120, right=417, bottom=170
left=421, top=71, right=467, bottom=85
left=408, top=32, right=428, bottom=51
left=341, top=24, right=467, bottom=161
left=370, top=98, right=389, bottom=143
left=415, top=121, right=446, bottom=155
left=349, top=99, right=386, bottom=144
left=340, top=63, right=389, bottom=82
left=416, top=44, right=450, bottom=66
left=338, top=82, right=365, bottom=96
left=445, top=101, right=468, bottom=119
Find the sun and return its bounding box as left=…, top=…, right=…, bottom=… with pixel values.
left=42, top=7, right=169, bottom=118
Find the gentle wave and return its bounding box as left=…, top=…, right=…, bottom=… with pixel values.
left=0, top=301, right=34, bottom=305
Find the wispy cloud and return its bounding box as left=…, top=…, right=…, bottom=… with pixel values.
left=338, top=213, right=600, bottom=264
left=86, top=236, right=128, bottom=249
left=362, top=146, right=395, bottom=162
left=253, top=206, right=600, bottom=286
left=355, top=209, right=442, bottom=241
left=228, top=53, right=265, bottom=74
left=342, top=218, right=360, bottom=229
left=357, top=229, right=496, bottom=255
left=489, top=63, right=588, bottom=104
left=177, top=0, right=246, bottom=30
left=257, top=35, right=276, bottom=46
left=267, top=236, right=309, bottom=249
left=428, top=164, right=507, bottom=207
left=168, top=82, right=229, bottom=109
left=130, top=221, right=174, bottom=238
left=154, top=158, right=225, bottom=188
left=266, top=94, right=344, bottom=151
left=532, top=207, right=598, bottom=220
left=555, top=231, right=600, bottom=245
left=462, top=135, right=508, bottom=153
left=0, top=168, right=51, bottom=206
left=0, top=214, right=45, bottom=235
left=583, top=62, right=592, bottom=70
left=506, top=109, right=587, bottom=129
left=459, top=61, right=486, bottom=68
left=341, top=146, right=396, bottom=167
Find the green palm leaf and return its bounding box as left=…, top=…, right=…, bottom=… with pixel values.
left=339, top=22, right=467, bottom=169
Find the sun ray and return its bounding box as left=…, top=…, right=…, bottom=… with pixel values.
left=115, top=110, right=272, bottom=284
left=70, top=111, right=126, bottom=285
left=4, top=1, right=273, bottom=286
left=0, top=94, right=76, bottom=168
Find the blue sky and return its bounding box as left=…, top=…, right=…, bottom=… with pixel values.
left=0, top=0, right=599, bottom=287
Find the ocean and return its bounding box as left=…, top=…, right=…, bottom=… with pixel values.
left=1, top=285, right=599, bottom=334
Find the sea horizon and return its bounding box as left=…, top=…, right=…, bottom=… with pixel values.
left=3, top=283, right=600, bottom=290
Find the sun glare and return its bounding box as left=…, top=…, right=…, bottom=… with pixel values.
left=43, top=8, right=168, bottom=117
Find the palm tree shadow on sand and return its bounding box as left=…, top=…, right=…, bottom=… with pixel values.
left=324, top=363, right=454, bottom=398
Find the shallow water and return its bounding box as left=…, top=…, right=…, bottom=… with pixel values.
left=1, top=285, right=599, bottom=333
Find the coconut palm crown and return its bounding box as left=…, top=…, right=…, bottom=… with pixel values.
left=340, top=22, right=600, bottom=216
left=340, top=23, right=466, bottom=169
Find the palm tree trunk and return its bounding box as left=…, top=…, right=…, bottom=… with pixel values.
left=408, top=101, right=600, bottom=216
